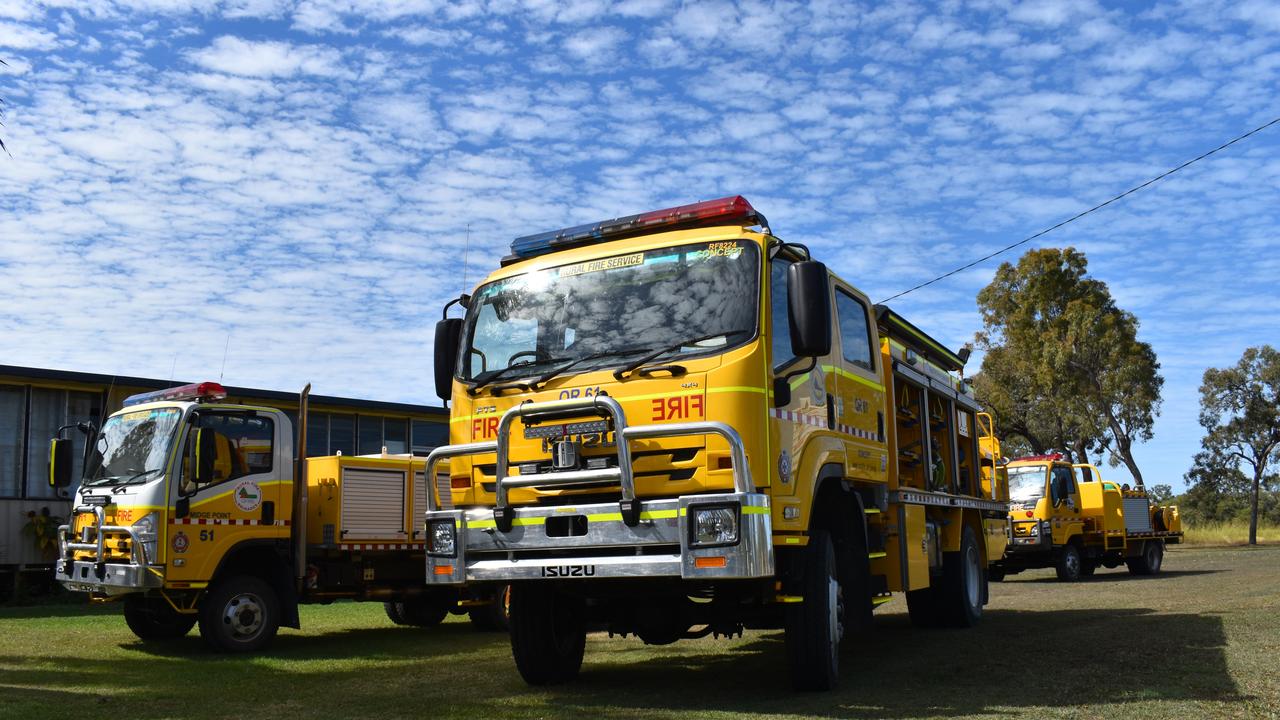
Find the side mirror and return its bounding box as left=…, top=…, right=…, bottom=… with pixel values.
left=434, top=317, right=463, bottom=402
left=194, top=428, right=217, bottom=486
left=786, top=261, right=832, bottom=357
left=49, top=438, right=73, bottom=488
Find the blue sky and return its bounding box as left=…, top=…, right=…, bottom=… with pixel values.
left=1, top=0, right=1278, bottom=491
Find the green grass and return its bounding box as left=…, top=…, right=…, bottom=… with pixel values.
left=1182, top=519, right=1280, bottom=546
left=2, top=545, right=1277, bottom=720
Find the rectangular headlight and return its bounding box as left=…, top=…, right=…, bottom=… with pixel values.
left=689, top=504, right=739, bottom=548
left=427, top=519, right=457, bottom=558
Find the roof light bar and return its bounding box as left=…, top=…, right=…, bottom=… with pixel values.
left=123, top=382, right=228, bottom=407
left=1013, top=453, right=1064, bottom=463
left=505, top=195, right=767, bottom=264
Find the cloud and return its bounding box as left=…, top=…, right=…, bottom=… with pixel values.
left=187, top=35, right=351, bottom=78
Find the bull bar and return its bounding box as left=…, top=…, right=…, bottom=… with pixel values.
left=423, top=395, right=773, bottom=584
left=54, top=504, right=161, bottom=595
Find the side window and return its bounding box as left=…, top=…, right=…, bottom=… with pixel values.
left=185, top=413, right=274, bottom=493
left=770, top=258, right=796, bottom=370
left=1050, top=466, right=1075, bottom=504
left=835, top=290, right=875, bottom=371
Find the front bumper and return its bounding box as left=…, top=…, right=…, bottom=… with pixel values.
left=55, top=559, right=163, bottom=595
left=425, top=492, right=773, bottom=583
left=56, top=504, right=158, bottom=595
left=421, top=395, right=773, bottom=585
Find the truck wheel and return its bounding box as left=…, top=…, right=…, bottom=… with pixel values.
left=1055, top=544, right=1083, bottom=582
left=198, top=575, right=280, bottom=653
left=940, top=525, right=984, bottom=628
left=124, top=595, right=197, bottom=640
left=509, top=584, right=586, bottom=685
left=785, top=530, right=842, bottom=691
left=398, top=593, right=453, bottom=627
left=384, top=601, right=407, bottom=625
left=1126, top=541, right=1164, bottom=576
left=1080, top=559, right=1097, bottom=577
left=469, top=585, right=511, bottom=632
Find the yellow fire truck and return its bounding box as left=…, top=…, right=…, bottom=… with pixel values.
left=994, top=453, right=1182, bottom=582
left=49, top=382, right=505, bottom=652
left=420, top=196, right=1009, bottom=690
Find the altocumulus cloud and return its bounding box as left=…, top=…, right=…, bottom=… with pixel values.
left=0, top=0, right=1277, bottom=490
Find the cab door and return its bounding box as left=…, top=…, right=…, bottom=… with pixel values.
left=168, top=409, right=286, bottom=583
left=832, top=285, right=887, bottom=483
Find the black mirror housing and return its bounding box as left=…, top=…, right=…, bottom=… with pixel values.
left=787, top=260, right=832, bottom=357
left=434, top=318, right=464, bottom=402
left=49, top=438, right=73, bottom=488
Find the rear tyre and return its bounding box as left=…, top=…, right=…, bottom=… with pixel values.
left=124, top=595, right=197, bottom=640
left=785, top=530, right=842, bottom=691
left=1126, top=541, right=1164, bottom=576
left=1055, top=543, right=1083, bottom=582
left=198, top=575, right=280, bottom=653
left=509, top=584, right=586, bottom=685
left=384, top=601, right=407, bottom=625
left=939, top=526, right=984, bottom=628
left=397, top=593, right=453, bottom=627
left=469, top=585, right=511, bottom=632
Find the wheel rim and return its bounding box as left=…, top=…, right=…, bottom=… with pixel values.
left=1065, top=550, right=1079, bottom=577
left=222, top=592, right=265, bottom=641
left=964, top=545, right=981, bottom=606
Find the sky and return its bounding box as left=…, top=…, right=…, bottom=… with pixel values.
left=1, top=0, right=1278, bottom=491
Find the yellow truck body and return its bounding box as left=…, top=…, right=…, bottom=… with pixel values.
left=420, top=196, right=1009, bottom=690
left=54, top=384, right=502, bottom=652
left=997, top=453, right=1182, bottom=581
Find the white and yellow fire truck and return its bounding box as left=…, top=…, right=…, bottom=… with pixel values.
left=420, top=196, right=1009, bottom=690
left=50, top=382, right=505, bottom=652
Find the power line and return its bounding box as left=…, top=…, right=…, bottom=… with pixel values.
left=878, top=113, right=1280, bottom=304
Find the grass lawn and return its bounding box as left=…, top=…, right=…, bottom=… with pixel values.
left=2, top=544, right=1276, bottom=720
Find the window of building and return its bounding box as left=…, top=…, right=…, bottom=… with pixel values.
left=835, top=290, right=875, bottom=371
left=412, top=420, right=447, bottom=455
left=329, top=414, right=355, bottom=456
left=0, top=385, right=23, bottom=497
left=24, top=388, right=99, bottom=499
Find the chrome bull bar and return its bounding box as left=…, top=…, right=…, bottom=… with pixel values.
left=422, top=395, right=773, bottom=585
left=55, top=504, right=158, bottom=594
left=423, top=395, right=756, bottom=530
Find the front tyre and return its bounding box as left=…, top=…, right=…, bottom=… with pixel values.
left=786, top=530, right=842, bottom=691
left=198, top=575, right=280, bottom=653
left=509, top=584, right=586, bottom=685
left=124, top=595, right=197, bottom=640
left=1055, top=544, right=1083, bottom=582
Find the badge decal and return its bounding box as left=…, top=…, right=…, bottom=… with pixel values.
left=778, top=450, right=792, bottom=484
left=233, top=480, right=262, bottom=512
left=171, top=531, right=189, bottom=554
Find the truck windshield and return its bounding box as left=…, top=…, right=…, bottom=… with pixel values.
left=461, top=240, right=760, bottom=382
left=1007, top=465, right=1047, bottom=503
left=82, top=408, right=183, bottom=487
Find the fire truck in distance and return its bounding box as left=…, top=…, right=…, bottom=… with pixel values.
left=421, top=196, right=1010, bottom=690
left=49, top=383, right=505, bottom=652
left=994, top=453, right=1182, bottom=581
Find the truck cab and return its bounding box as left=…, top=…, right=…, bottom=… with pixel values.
left=998, top=453, right=1182, bottom=581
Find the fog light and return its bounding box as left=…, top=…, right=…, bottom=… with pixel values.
left=427, top=519, right=457, bottom=557
left=689, top=504, right=739, bottom=548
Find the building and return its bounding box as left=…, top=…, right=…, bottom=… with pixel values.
left=0, top=364, right=447, bottom=571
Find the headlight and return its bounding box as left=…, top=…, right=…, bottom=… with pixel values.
left=132, top=512, right=158, bottom=563
left=1028, top=522, right=1039, bottom=536
left=427, top=519, right=457, bottom=557
left=689, top=504, right=739, bottom=548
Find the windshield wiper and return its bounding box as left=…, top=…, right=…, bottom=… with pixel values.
left=525, top=347, right=651, bottom=391
left=468, top=358, right=563, bottom=396
left=613, top=330, right=749, bottom=381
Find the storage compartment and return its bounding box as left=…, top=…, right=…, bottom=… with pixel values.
left=341, top=467, right=407, bottom=540
left=1122, top=497, right=1153, bottom=533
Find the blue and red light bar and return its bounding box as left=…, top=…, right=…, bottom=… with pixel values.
left=1014, top=453, right=1064, bottom=462
left=123, top=382, right=228, bottom=407
left=505, top=195, right=767, bottom=265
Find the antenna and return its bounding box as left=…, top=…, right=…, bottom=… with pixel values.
left=219, top=332, right=231, bottom=382
left=168, top=355, right=178, bottom=386
left=460, top=222, right=471, bottom=295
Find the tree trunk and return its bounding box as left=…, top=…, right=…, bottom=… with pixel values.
left=1250, top=468, right=1261, bottom=546
left=1106, top=415, right=1144, bottom=486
